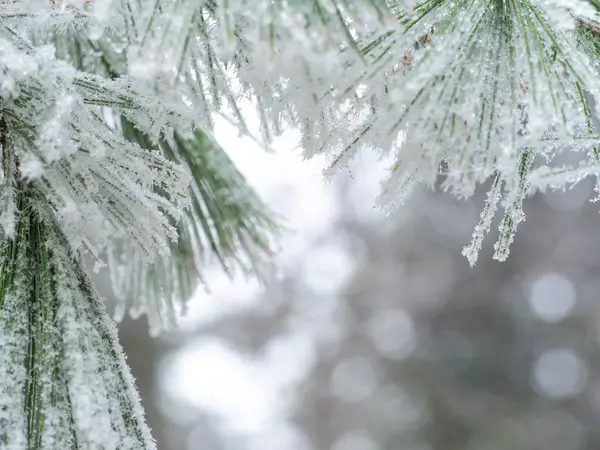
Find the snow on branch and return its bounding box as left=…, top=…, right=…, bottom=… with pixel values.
left=110, top=0, right=600, bottom=263
left=0, top=0, right=598, bottom=330
left=1, top=1, right=600, bottom=448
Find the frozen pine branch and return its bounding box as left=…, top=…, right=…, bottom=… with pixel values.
left=1, top=0, right=600, bottom=448
left=0, top=189, right=155, bottom=448
left=83, top=0, right=600, bottom=263
left=1, top=0, right=283, bottom=447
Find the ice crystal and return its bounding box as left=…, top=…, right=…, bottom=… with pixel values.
left=1, top=0, right=600, bottom=447
left=0, top=204, right=155, bottom=448
left=123, top=0, right=600, bottom=264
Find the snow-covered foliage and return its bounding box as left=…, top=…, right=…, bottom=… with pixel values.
left=0, top=0, right=600, bottom=448
left=0, top=203, right=155, bottom=449
left=110, top=0, right=600, bottom=264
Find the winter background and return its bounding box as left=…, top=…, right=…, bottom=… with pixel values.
left=112, top=110, right=600, bottom=450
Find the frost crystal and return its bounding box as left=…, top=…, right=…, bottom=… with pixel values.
left=0, top=206, right=155, bottom=449
left=116, top=0, right=600, bottom=263
left=1, top=0, right=600, bottom=448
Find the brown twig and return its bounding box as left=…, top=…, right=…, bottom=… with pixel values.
left=578, top=19, right=600, bottom=39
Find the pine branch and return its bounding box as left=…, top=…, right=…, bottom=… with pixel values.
left=42, top=26, right=282, bottom=334
left=115, top=117, right=281, bottom=335
left=3, top=2, right=600, bottom=447
left=117, top=0, right=600, bottom=263
left=0, top=160, right=154, bottom=449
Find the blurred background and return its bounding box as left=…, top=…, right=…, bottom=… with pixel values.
left=109, top=116, right=600, bottom=450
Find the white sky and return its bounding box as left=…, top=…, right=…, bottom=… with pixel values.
left=160, top=113, right=392, bottom=449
